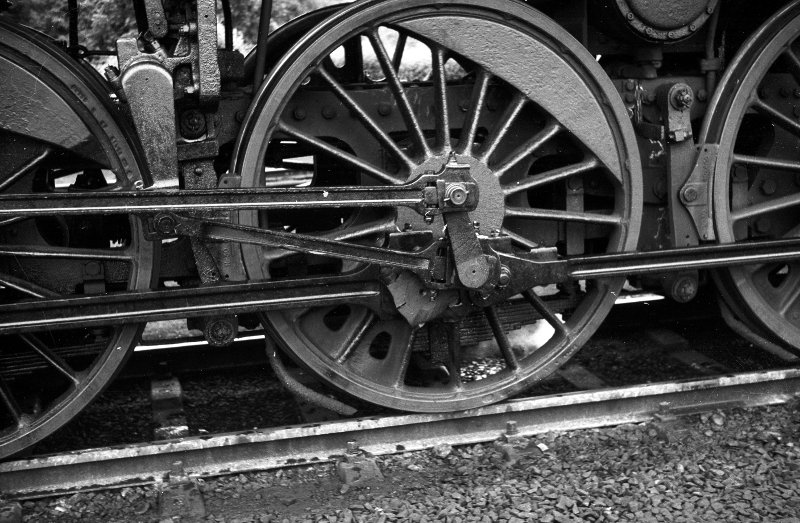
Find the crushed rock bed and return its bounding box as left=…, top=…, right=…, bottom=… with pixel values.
left=14, top=401, right=800, bottom=522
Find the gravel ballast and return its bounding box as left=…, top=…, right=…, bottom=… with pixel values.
left=12, top=401, right=800, bottom=522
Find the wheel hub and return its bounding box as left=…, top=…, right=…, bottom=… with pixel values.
left=397, top=154, right=504, bottom=238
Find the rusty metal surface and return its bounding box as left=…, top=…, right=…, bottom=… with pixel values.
left=2, top=367, right=799, bottom=500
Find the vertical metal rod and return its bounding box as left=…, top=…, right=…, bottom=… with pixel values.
left=252, top=0, right=273, bottom=87
left=221, top=0, right=233, bottom=51
left=67, top=0, right=79, bottom=51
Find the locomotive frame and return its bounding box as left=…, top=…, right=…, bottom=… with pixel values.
left=1, top=0, right=800, bottom=458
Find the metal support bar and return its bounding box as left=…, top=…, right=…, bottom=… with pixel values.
left=0, top=277, right=382, bottom=335
left=0, top=173, right=470, bottom=218
left=565, top=238, right=800, bottom=279
left=2, top=368, right=798, bottom=499
left=253, top=0, right=273, bottom=86
left=172, top=215, right=434, bottom=272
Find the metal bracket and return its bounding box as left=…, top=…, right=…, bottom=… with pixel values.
left=143, top=0, right=168, bottom=38
left=679, top=145, right=718, bottom=241
left=196, top=0, right=221, bottom=105
left=661, top=82, right=700, bottom=247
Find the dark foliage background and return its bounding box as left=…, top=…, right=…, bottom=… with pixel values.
left=5, top=0, right=324, bottom=51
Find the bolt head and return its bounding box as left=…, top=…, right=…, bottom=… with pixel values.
left=760, top=179, right=777, bottom=196
left=754, top=217, right=772, bottom=234
left=682, top=187, right=699, bottom=202
left=445, top=183, right=468, bottom=206
left=156, top=215, right=176, bottom=234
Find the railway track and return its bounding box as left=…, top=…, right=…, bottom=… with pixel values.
left=2, top=365, right=798, bottom=500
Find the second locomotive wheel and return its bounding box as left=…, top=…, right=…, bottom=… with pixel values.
left=0, top=22, right=156, bottom=458
left=234, top=0, right=641, bottom=411
left=701, top=1, right=800, bottom=353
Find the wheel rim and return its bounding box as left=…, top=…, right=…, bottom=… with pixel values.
left=700, top=1, right=800, bottom=350
left=234, top=0, right=641, bottom=411
left=0, top=23, right=155, bottom=458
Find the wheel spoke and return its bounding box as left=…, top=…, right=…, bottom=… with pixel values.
left=444, top=321, right=462, bottom=389
left=493, top=120, right=562, bottom=178
left=752, top=97, right=800, bottom=138
left=733, top=153, right=800, bottom=172
left=500, top=227, right=540, bottom=250
left=456, top=68, right=491, bottom=155
left=0, top=244, right=133, bottom=261
left=778, top=279, right=800, bottom=315
left=277, top=120, right=404, bottom=185
left=392, top=32, right=407, bottom=71
left=522, top=289, right=569, bottom=337
left=0, top=148, right=51, bottom=193
left=782, top=48, right=800, bottom=85
left=478, top=91, right=527, bottom=162
left=0, top=272, right=59, bottom=298
left=317, top=67, right=416, bottom=171
left=367, top=29, right=431, bottom=157
left=334, top=313, right=376, bottom=363
left=19, top=335, right=80, bottom=386
left=503, top=158, right=600, bottom=197
left=730, top=192, right=800, bottom=222
left=505, top=206, right=622, bottom=225
left=484, top=305, right=518, bottom=370
left=431, top=46, right=451, bottom=154
left=0, top=378, right=22, bottom=426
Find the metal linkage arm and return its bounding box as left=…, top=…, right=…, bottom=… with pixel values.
left=497, top=238, right=800, bottom=289
left=0, top=276, right=383, bottom=335
left=163, top=214, right=435, bottom=272
left=0, top=173, right=477, bottom=218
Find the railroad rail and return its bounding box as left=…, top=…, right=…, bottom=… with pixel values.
left=2, top=367, right=798, bottom=500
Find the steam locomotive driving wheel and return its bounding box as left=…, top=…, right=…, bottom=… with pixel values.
left=0, top=23, right=156, bottom=458
left=702, top=1, right=800, bottom=352
left=235, top=0, right=641, bottom=411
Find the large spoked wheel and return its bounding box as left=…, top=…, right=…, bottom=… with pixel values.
left=0, top=22, right=156, bottom=458
left=700, top=1, right=800, bottom=352
left=234, top=0, right=641, bottom=411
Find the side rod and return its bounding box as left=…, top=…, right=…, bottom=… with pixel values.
left=0, top=184, right=429, bottom=218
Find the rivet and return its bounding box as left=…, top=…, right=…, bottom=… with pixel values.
left=754, top=217, right=772, bottom=234
left=194, top=167, right=203, bottom=176
left=322, top=106, right=337, bottom=119
left=85, top=261, right=101, bottom=277
left=459, top=100, right=469, bottom=112
left=626, top=12, right=634, bottom=20
left=293, top=107, right=307, bottom=120
left=377, top=102, right=392, bottom=116
left=760, top=179, right=777, bottom=195
left=682, top=186, right=698, bottom=202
